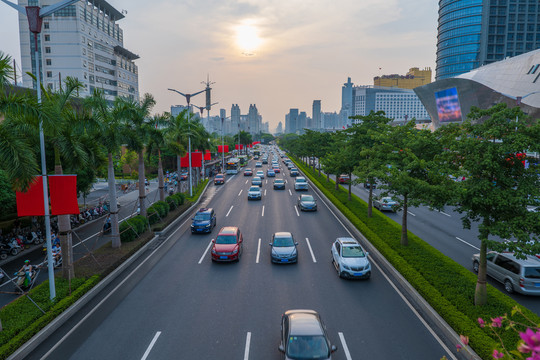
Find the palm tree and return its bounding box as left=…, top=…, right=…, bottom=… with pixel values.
left=85, top=90, right=127, bottom=248
left=164, top=109, right=191, bottom=192
left=116, top=93, right=156, bottom=218
left=146, top=113, right=169, bottom=201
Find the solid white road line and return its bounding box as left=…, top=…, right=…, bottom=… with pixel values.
left=262, top=206, right=265, bottom=217
left=226, top=176, right=233, bottom=183
left=295, top=206, right=300, bottom=217
left=318, top=189, right=457, bottom=360
left=256, top=238, right=261, bottom=263
left=456, top=237, right=480, bottom=250
left=338, top=332, right=352, bottom=360
left=141, top=331, right=162, bottom=360
left=226, top=205, right=234, bottom=217
left=243, top=332, right=252, bottom=360
left=288, top=189, right=292, bottom=196
left=305, top=238, right=317, bottom=263
left=238, top=189, right=243, bottom=196
left=407, top=211, right=416, bottom=217
left=199, top=240, right=213, bottom=264
left=439, top=210, right=451, bottom=217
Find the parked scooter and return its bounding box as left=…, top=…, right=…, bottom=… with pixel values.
left=0, top=243, right=10, bottom=260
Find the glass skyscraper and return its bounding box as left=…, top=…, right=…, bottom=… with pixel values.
left=436, top=0, right=540, bottom=80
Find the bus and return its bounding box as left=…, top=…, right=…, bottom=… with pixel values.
left=226, top=158, right=240, bottom=174
left=238, top=155, right=248, bottom=167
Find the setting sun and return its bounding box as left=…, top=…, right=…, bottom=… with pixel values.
left=235, top=23, right=262, bottom=56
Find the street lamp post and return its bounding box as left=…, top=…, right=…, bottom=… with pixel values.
left=167, top=88, right=205, bottom=197
left=2, top=0, right=81, bottom=300
left=221, top=116, right=231, bottom=171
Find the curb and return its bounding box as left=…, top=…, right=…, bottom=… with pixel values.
left=296, top=161, right=480, bottom=360
left=8, top=182, right=210, bottom=360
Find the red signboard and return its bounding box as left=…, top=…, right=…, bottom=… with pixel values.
left=16, top=176, right=45, bottom=216
left=235, top=144, right=244, bottom=150
left=218, top=145, right=229, bottom=153
left=49, top=175, right=79, bottom=215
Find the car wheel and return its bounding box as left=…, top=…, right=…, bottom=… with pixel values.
left=337, top=265, right=345, bottom=278
left=504, top=280, right=514, bottom=293
left=10, top=248, right=19, bottom=256
left=472, top=261, right=479, bottom=273
left=0, top=252, right=7, bottom=260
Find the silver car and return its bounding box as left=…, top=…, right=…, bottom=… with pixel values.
left=247, top=186, right=262, bottom=200
left=331, top=237, right=371, bottom=279
left=279, top=310, right=337, bottom=359
left=373, top=197, right=398, bottom=212
left=270, top=232, right=298, bottom=263
left=472, top=251, right=540, bottom=295
left=294, top=177, right=309, bottom=191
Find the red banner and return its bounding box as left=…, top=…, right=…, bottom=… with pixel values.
left=252, top=141, right=261, bottom=145
left=49, top=175, right=79, bottom=215
left=16, top=176, right=45, bottom=216
left=204, top=150, right=211, bottom=161
left=218, top=145, right=229, bottom=153
left=235, top=144, right=244, bottom=150
left=180, top=152, right=203, bottom=167
left=180, top=154, right=189, bottom=167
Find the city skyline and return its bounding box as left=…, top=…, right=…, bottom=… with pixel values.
left=0, top=0, right=438, bottom=132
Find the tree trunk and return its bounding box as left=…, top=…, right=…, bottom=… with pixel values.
left=475, top=240, right=488, bottom=305
left=368, top=186, right=373, bottom=218
left=158, top=149, right=164, bottom=202
left=326, top=172, right=329, bottom=182
left=176, top=154, right=181, bottom=193
left=401, top=194, right=408, bottom=246
left=318, top=158, right=321, bottom=176
left=54, top=163, right=74, bottom=280
left=335, top=175, right=339, bottom=190
left=108, top=153, right=121, bottom=248
left=138, top=151, right=147, bottom=217
left=348, top=172, right=352, bottom=201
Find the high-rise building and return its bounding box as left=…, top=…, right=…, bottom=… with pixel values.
left=321, top=112, right=340, bottom=130
left=288, top=109, right=299, bottom=134
left=248, top=104, right=260, bottom=134
left=18, top=0, right=140, bottom=101
left=312, top=100, right=321, bottom=129
left=341, top=77, right=354, bottom=126
left=436, top=0, right=540, bottom=80
left=276, top=122, right=283, bottom=134
left=374, top=68, right=432, bottom=89
left=231, top=104, right=241, bottom=134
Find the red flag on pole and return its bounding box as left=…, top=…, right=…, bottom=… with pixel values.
left=218, top=145, right=229, bottom=153
left=204, top=150, right=211, bottom=161
left=49, top=175, right=79, bottom=215
left=180, top=154, right=189, bottom=167
left=191, top=152, right=203, bottom=168
left=16, top=176, right=45, bottom=216
left=235, top=144, right=244, bottom=150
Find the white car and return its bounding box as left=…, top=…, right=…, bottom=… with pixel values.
left=294, top=177, right=308, bottom=191
left=247, top=186, right=262, bottom=200
left=331, top=238, right=371, bottom=279
left=256, top=170, right=265, bottom=179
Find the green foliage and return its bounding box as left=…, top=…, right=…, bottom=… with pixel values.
left=186, top=179, right=208, bottom=202
left=170, top=192, right=185, bottom=206
left=0, top=170, right=16, bottom=216
left=119, top=149, right=138, bottom=175
left=119, top=215, right=147, bottom=242
left=147, top=201, right=169, bottom=225
left=291, top=156, right=538, bottom=360
left=0, top=276, right=100, bottom=359
left=166, top=195, right=179, bottom=210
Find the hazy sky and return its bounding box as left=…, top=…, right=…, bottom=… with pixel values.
left=0, top=0, right=438, bottom=132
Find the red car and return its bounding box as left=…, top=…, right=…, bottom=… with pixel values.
left=214, top=173, right=225, bottom=185
left=338, top=174, right=350, bottom=184
left=244, top=168, right=253, bottom=176
left=273, top=166, right=280, bottom=173
left=211, top=227, right=243, bottom=262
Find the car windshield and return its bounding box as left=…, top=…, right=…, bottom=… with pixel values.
left=216, top=175, right=223, bottom=179
left=249, top=187, right=260, bottom=192
left=301, top=195, right=314, bottom=202
left=286, top=335, right=329, bottom=359
left=296, top=178, right=306, bottom=183
left=342, top=246, right=365, bottom=257
left=382, top=197, right=394, bottom=203
left=216, top=235, right=237, bottom=244
left=194, top=213, right=210, bottom=221
left=524, top=267, right=540, bottom=279
left=275, top=180, right=284, bottom=184
left=273, top=236, right=294, bottom=247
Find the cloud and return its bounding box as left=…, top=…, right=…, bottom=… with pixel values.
left=210, top=57, right=225, bottom=61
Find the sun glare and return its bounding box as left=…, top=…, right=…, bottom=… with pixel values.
left=235, top=23, right=262, bottom=56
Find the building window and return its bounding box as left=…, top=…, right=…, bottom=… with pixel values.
left=46, top=59, right=51, bottom=65
left=44, top=35, right=50, bottom=41
left=44, top=22, right=49, bottom=29
left=45, top=47, right=51, bottom=53
left=46, top=71, right=52, bottom=78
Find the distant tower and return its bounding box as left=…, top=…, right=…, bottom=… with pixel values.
left=312, top=100, right=321, bottom=129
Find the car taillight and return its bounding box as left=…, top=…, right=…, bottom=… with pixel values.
left=519, top=278, right=525, bottom=288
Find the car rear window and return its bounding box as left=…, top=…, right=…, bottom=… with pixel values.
left=194, top=213, right=210, bottom=220
left=524, top=267, right=540, bottom=279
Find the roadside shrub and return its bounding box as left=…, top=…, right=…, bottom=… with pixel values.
left=171, top=192, right=185, bottom=206
left=166, top=195, right=178, bottom=210
left=120, top=215, right=147, bottom=242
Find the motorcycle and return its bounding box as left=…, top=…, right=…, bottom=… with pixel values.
left=3, top=237, right=22, bottom=256
left=14, top=269, right=36, bottom=291
left=0, top=242, right=11, bottom=260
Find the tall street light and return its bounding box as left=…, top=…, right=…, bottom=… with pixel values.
left=2, top=0, right=80, bottom=300
left=167, top=88, right=205, bottom=197
left=221, top=116, right=231, bottom=171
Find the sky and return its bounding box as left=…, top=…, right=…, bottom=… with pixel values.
left=0, top=0, right=439, bottom=132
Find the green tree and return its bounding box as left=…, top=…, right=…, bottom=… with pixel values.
left=439, top=103, right=540, bottom=305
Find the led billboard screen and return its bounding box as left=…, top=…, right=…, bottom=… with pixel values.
left=435, top=87, right=462, bottom=123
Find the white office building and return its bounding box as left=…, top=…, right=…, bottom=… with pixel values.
left=18, top=0, right=139, bottom=101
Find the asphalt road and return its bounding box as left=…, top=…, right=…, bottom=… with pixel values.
left=32, top=155, right=456, bottom=360
left=330, top=173, right=540, bottom=315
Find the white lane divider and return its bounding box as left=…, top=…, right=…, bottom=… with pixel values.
left=199, top=240, right=213, bottom=264
left=243, top=332, right=251, bottom=360
left=407, top=211, right=416, bottom=217
left=141, top=331, right=162, bottom=360
left=295, top=206, right=300, bottom=217
left=305, top=237, right=317, bottom=263
left=338, top=332, right=352, bottom=360
left=288, top=189, right=292, bottom=196
left=262, top=205, right=265, bottom=217
left=456, top=237, right=480, bottom=250
left=264, top=189, right=267, bottom=196
left=256, top=238, right=261, bottom=263
left=438, top=210, right=451, bottom=217
left=245, top=179, right=248, bottom=184
left=226, top=205, right=234, bottom=217
left=238, top=189, right=243, bottom=196
left=285, top=179, right=288, bottom=183
left=226, top=176, right=233, bottom=183
left=266, top=180, right=268, bottom=184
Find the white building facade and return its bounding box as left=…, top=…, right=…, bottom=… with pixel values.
left=18, top=0, right=139, bottom=101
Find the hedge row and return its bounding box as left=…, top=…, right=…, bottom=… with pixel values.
left=119, top=215, right=148, bottom=242
left=185, top=179, right=209, bottom=203
left=290, top=156, right=538, bottom=359
left=166, top=192, right=185, bottom=210
left=147, top=201, right=170, bottom=225
left=0, top=276, right=100, bottom=359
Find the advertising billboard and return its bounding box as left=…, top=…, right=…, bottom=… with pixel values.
left=435, top=87, right=462, bottom=123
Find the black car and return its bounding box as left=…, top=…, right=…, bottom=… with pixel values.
left=191, top=208, right=216, bottom=234
left=298, top=194, right=317, bottom=211
left=290, top=168, right=299, bottom=177
left=273, top=179, right=286, bottom=190
left=279, top=310, right=337, bottom=360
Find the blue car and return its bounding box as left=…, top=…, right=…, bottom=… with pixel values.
left=191, top=208, right=216, bottom=234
